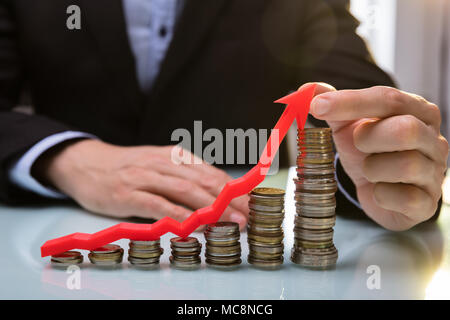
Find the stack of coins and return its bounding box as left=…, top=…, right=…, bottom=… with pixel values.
left=88, top=244, right=124, bottom=266
left=128, top=240, right=163, bottom=268
left=170, top=237, right=202, bottom=270
left=291, top=128, right=338, bottom=269
left=247, top=187, right=285, bottom=269
left=204, top=222, right=241, bottom=269
left=51, top=251, right=83, bottom=267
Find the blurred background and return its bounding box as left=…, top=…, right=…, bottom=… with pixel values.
left=350, top=0, right=448, bottom=135
left=349, top=0, right=450, bottom=202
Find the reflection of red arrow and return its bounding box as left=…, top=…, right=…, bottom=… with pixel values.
left=41, top=84, right=317, bottom=257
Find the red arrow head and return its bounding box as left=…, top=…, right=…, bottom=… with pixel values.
left=274, top=83, right=317, bottom=130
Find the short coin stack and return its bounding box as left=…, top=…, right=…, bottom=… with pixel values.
left=88, top=244, right=124, bottom=266
left=247, top=187, right=285, bottom=269
left=291, top=128, right=338, bottom=269
left=128, top=240, right=163, bottom=268
left=170, top=237, right=202, bottom=270
left=204, top=222, right=241, bottom=269
left=51, top=251, right=83, bottom=267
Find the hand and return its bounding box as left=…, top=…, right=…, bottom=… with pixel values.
left=308, top=83, right=449, bottom=231
left=34, top=140, right=249, bottom=229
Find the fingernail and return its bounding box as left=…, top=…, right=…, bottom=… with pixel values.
left=230, top=212, right=246, bottom=227
left=311, top=97, right=331, bottom=116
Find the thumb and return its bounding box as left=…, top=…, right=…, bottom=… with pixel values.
left=298, top=82, right=336, bottom=97
left=308, top=83, right=337, bottom=113
left=306, top=82, right=355, bottom=133
left=308, top=82, right=355, bottom=132
left=299, top=82, right=337, bottom=125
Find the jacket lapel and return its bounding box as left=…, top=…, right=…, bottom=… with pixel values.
left=150, top=0, right=228, bottom=96
left=79, top=0, right=141, bottom=99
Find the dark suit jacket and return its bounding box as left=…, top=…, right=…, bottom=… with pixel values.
left=0, top=0, right=395, bottom=218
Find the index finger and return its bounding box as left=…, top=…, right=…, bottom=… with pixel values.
left=310, top=86, right=441, bottom=132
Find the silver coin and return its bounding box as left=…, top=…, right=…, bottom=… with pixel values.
left=170, top=244, right=202, bottom=252
left=89, top=258, right=123, bottom=266
left=128, top=248, right=164, bottom=258
left=170, top=237, right=200, bottom=247
left=296, top=211, right=335, bottom=219
left=204, top=234, right=240, bottom=242
left=297, top=162, right=335, bottom=169
left=205, top=243, right=241, bottom=251
left=51, top=253, right=83, bottom=267
left=51, top=251, right=83, bottom=262
left=249, top=209, right=285, bottom=218
left=171, top=250, right=202, bottom=258
left=295, top=181, right=337, bottom=191
left=248, top=203, right=284, bottom=213
left=204, top=230, right=240, bottom=240
left=248, top=224, right=283, bottom=233
left=291, top=255, right=337, bottom=267
left=294, top=228, right=334, bottom=241
left=295, top=215, right=336, bottom=225
left=51, top=260, right=83, bottom=268
left=247, top=256, right=284, bottom=269
left=130, top=239, right=160, bottom=246
left=295, top=197, right=336, bottom=206
left=128, top=256, right=160, bottom=264
left=295, top=191, right=335, bottom=199
left=295, top=245, right=338, bottom=255
left=129, top=247, right=163, bottom=254
left=249, top=244, right=284, bottom=253
left=206, top=222, right=239, bottom=233
left=296, top=203, right=336, bottom=211
left=205, top=254, right=241, bottom=263
left=248, top=215, right=284, bottom=225
left=169, top=256, right=201, bottom=270
left=91, top=244, right=122, bottom=254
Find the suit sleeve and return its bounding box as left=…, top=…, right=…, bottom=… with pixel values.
left=0, top=3, right=74, bottom=204
left=297, top=0, right=441, bottom=220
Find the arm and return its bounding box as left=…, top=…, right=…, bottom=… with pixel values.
left=0, top=2, right=250, bottom=228
left=8, top=131, right=97, bottom=198
left=0, top=3, right=79, bottom=204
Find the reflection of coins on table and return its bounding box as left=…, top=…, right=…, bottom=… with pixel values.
left=128, top=239, right=163, bottom=268
left=247, top=187, right=285, bottom=269
left=51, top=251, right=83, bottom=267
left=292, top=128, right=338, bottom=269
left=170, top=237, right=202, bottom=270
left=88, top=244, right=124, bottom=266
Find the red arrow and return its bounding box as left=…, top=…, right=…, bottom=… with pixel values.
left=40, top=84, right=317, bottom=257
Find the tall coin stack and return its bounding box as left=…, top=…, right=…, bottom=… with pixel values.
left=247, top=187, right=285, bottom=269
left=88, top=244, right=124, bottom=266
left=170, top=237, right=202, bottom=270
left=291, top=128, right=338, bottom=269
left=204, top=222, right=241, bottom=269
left=128, top=240, right=163, bottom=268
